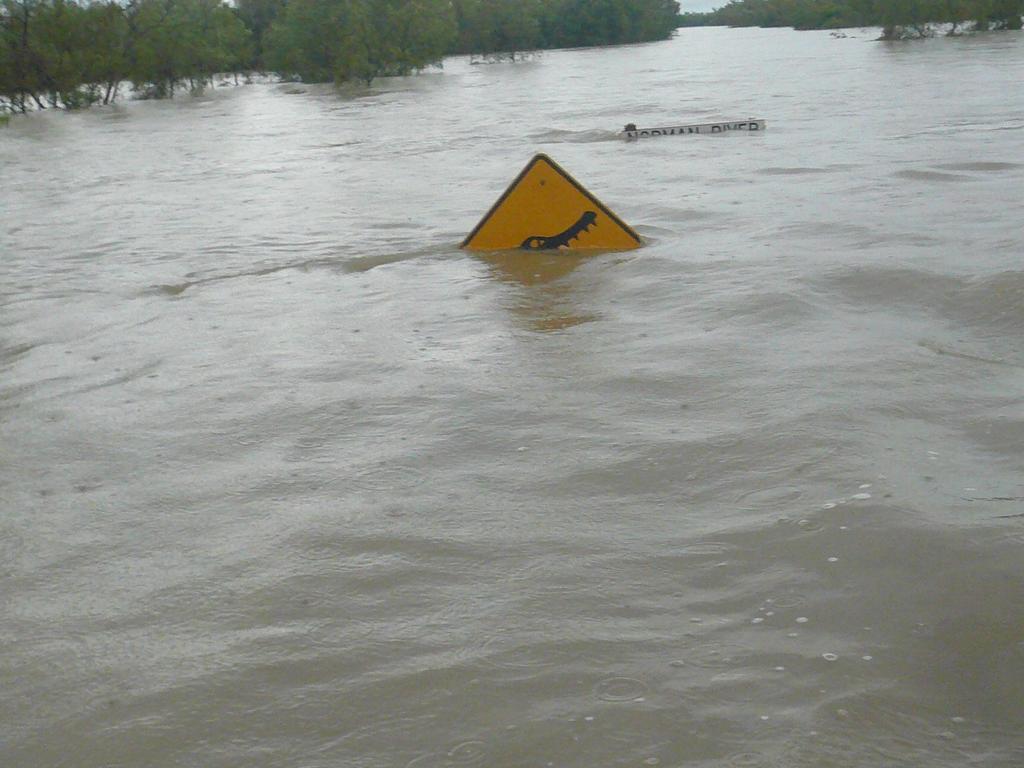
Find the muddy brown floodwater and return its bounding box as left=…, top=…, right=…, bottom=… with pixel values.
left=2, top=25, right=1024, bottom=768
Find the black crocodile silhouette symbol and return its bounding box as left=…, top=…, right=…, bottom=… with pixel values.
left=520, top=211, right=597, bottom=250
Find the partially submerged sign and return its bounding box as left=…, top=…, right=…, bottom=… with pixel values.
left=461, top=153, right=641, bottom=252
left=622, top=119, right=766, bottom=140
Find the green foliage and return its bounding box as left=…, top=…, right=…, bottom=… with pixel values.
left=259, top=0, right=681, bottom=77
left=235, top=0, right=284, bottom=67
left=2, top=0, right=684, bottom=103
left=453, top=0, right=543, bottom=57
left=680, top=0, right=1022, bottom=32
left=701, top=0, right=894, bottom=29
left=990, top=0, right=1024, bottom=27
left=535, top=0, right=681, bottom=48
left=264, top=0, right=681, bottom=84
left=7, top=0, right=1013, bottom=112
left=0, top=0, right=251, bottom=111
left=128, top=0, right=252, bottom=97
left=265, top=0, right=456, bottom=84
left=945, top=0, right=977, bottom=33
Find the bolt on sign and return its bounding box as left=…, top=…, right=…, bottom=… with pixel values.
left=461, top=154, right=642, bottom=252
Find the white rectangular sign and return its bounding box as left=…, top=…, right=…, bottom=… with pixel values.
left=622, top=119, right=766, bottom=140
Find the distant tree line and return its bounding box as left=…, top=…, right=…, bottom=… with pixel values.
left=1, top=0, right=680, bottom=112
left=680, top=0, right=1023, bottom=37
left=450, top=0, right=682, bottom=56
left=261, top=0, right=681, bottom=82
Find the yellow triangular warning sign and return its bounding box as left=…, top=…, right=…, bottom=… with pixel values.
left=461, top=154, right=642, bottom=252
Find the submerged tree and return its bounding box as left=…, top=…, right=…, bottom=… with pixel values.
left=3, top=0, right=685, bottom=105
left=1, top=0, right=45, bottom=111
left=0, top=0, right=251, bottom=110
left=990, top=0, right=1024, bottom=26
left=235, top=0, right=284, bottom=68
left=453, top=0, right=543, bottom=59
left=537, top=0, right=681, bottom=47
left=128, top=0, right=251, bottom=97
left=264, top=0, right=456, bottom=84
left=878, top=0, right=940, bottom=38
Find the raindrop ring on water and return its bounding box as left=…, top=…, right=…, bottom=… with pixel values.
left=684, top=642, right=752, bottom=669
left=727, top=751, right=767, bottom=766
left=772, top=592, right=807, bottom=609
left=447, top=741, right=487, bottom=766
left=594, top=676, right=648, bottom=701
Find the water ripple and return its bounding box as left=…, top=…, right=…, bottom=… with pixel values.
left=348, top=463, right=426, bottom=491
left=677, top=642, right=754, bottom=670
left=594, top=676, right=648, bottom=702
